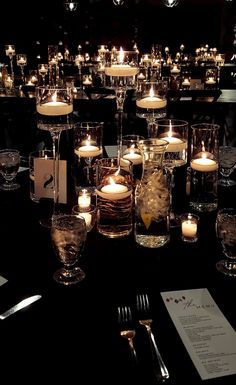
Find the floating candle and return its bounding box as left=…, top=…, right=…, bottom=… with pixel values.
left=105, top=65, right=139, bottom=77
left=191, top=157, right=218, bottom=172
left=37, top=102, right=73, bottom=116
left=136, top=97, right=167, bottom=109
left=75, top=145, right=102, bottom=158
left=161, top=136, right=187, bottom=152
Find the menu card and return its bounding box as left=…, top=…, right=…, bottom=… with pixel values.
left=161, top=288, right=236, bottom=380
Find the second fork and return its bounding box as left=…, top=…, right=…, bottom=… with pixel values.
left=136, top=293, right=169, bottom=382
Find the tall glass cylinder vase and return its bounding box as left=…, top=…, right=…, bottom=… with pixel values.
left=134, top=138, right=170, bottom=248
left=189, top=123, right=219, bottom=213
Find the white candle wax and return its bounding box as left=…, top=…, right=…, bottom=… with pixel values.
left=136, top=97, right=167, bottom=109
left=162, top=136, right=187, bottom=152
left=78, top=190, right=91, bottom=209
left=182, top=79, right=190, bottom=86
left=205, top=77, right=216, bottom=85
left=18, top=58, right=26, bottom=65
left=182, top=220, right=197, bottom=238
left=105, top=65, right=139, bottom=77
left=83, top=77, right=92, bottom=85
left=191, top=157, right=218, bottom=172
left=37, top=102, right=73, bottom=116
left=75, top=146, right=102, bottom=158
left=171, top=66, right=180, bottom=74
left=96, top=183, right=131, bottom=201
left=123, top=152, right=143, bottom=165
left=79, top=212, right=92, bottom=228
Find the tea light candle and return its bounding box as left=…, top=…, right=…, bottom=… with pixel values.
left=181, top=213, right=199, bottom=242
left=182, top=218, right=197, bottom=237
left=37, top=99, right=72, bottom=116
left=78, top=189, right=91, bottom=209
left=83, top=76, right=92, bottom=85
left=39, top=65, right=48, bottom=74
left=6, top=46, right=15, bottom=56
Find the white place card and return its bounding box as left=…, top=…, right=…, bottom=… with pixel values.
left=34, top=158, right=67, bottom=204
left=0, top=275, right=7, bottom=286
left=161, top=288, right=236, bottom=380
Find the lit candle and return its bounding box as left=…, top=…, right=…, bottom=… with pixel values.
left=171, top=65, right=180, bottom=74
left=17, top=57, right=26, bottom=65
left=97, top=177, right=131, bottom=201
left=136, top=86, right=167, bottom=109
left=83, top=76, right=92, bottom=85
left=123, top=148, right=143, bottom=165
left=105, top=65, right=138, bottom=77
left=182, top=78, right=190, bottom=86
left=181, top=216, right=198, bottom=239
left=160, top=123, right=187, bottom=152
left=78, top=189, right=91, bottom=209
left=39, top=65, right=48, bottom=74
left=36, top=92, right=73, bottom=116
left=101, top=184, right=128, bottom=194
left=6, top=46, right=15, bottom=56
left=75, top=144, right=102, bottom=158
left=205, top=77, right=216, bottom=85
left=191, top=157, right=218, bottom=172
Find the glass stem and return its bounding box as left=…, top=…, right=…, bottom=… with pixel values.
left=51, top=131, right=61, bottom=217
left=167, top=168, right=175, bottom=218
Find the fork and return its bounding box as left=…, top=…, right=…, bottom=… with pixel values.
left=136, top=293, right=169, bottom=382
left=117, top=305, right=137, bottom=365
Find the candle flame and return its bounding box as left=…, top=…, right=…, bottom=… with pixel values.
left=201, top=141, right=205, bottom=153
left=119, top=47, right=124, bottom=63
left=108, top=176, right=116, bottom=185
left=85, top=135, right=91, bottom=146
left=52, top=92, right=57, bottom=103
left=167, top=121, right=173, bottom=138
left=149, top=86, right=154, bottom=98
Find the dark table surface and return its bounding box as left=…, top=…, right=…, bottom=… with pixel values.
left=0, top=164, right=236, bottom=384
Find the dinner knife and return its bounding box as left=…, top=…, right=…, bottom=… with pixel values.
left=0, top=294, right=42, bottom=320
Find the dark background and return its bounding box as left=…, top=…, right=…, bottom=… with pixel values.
left=0, top=0, right=235, bottom=66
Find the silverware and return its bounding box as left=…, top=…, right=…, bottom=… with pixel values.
left=136, top=293, right=169, bottom=382
left=0, top=294, right=42, bottom=320
left=118, top=305, right=137, bottom=365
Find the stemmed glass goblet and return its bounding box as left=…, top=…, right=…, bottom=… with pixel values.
left=16, top=54, right=27, bottom=85
left=38, top=64, right=49, bottom=86
left=136, top=80, right=167, bottom=138
left=105, top=47, right=139, bottom=163
left=51, top=214, right=87, bottom=285
left=0, top=149, right=20, bottom=191
left=156, top=119, right=188, bottom=227
left=5, top=45, right=15, bottom=84
left=218, top=146, right=236, bottom=187
left=216, top=208, right=236, bottom=277
left=36, top=86, right=74, bottom=227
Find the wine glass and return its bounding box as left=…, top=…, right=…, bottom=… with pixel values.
left=136, top=80, right=167, bottom=138
left=156, top=119, right=188, bottom=227
left=51, top=214, right=87, bottom=285
left=0, top=149, right=20, bottom=191
left=36, top=86, right=74, bottom=227
left=216, top=208, right=236, bottom=277
left=5, top=45, right=15, bottom=84
left=38, top=64, right=49, bottom=86
left=218, top=146, right=236, bottom=187
left=104, top=47, right=139, bottom=162
left=16, top=54, right=27, bottom=84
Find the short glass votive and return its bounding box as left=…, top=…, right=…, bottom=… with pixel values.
left=72, top=204, right=97, bottom=233
left=180, top=213, right=199, bottom=243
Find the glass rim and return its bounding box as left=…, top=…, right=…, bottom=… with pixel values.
left=156, top=118, right=189, bottom=127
